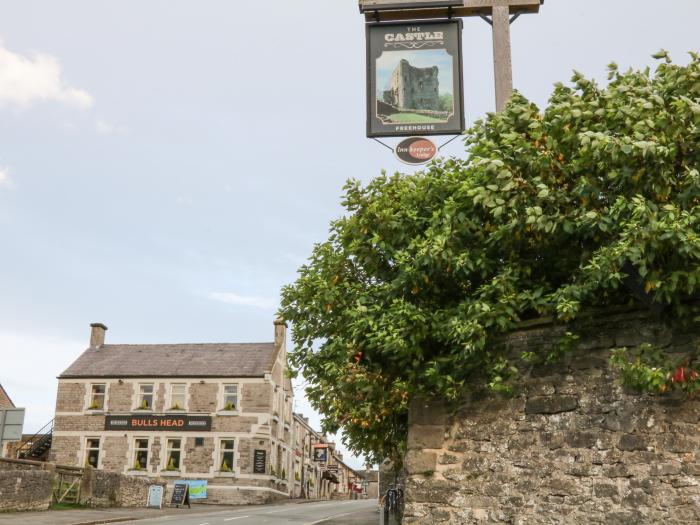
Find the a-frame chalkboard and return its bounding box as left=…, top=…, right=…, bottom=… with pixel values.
left=170, top=482, right=191, bottom=508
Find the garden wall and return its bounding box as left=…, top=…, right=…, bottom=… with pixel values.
left=0, top=458, right=53, bottom=511
left=404, top=309, right=700, bottom=524
left=0, top=458, right=164, bottom=511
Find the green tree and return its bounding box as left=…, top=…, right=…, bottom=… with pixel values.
left=280, top=52, right=700, bottom=464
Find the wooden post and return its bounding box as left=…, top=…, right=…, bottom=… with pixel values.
left=491, top=5, right=513, bottom=111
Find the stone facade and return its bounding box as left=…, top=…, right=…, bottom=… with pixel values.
left=404, top=309, right=700, bottom=524
left=48, top=319, right=355, bottom=506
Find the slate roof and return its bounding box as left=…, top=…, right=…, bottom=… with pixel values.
left=59, top=343, right=278, bottom=378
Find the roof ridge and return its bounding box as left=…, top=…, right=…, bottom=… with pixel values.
left=101, top=342, right=274, bottom=347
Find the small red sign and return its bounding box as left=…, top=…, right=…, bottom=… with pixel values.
left=395, top=137, right=437, bottom=165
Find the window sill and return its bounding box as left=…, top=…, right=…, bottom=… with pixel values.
left=160, top=470, right=182, bottom=477
left=85, top=409, right=105, bottom=414
left=132, top=408, right=154, bottom=413
left=165, top=408, right=187, bottom=413
left=127, top=470, right=150, bottom=476
left=216, top=410, right=240, bottom=417
left=215, top=471, right=237, bottom=478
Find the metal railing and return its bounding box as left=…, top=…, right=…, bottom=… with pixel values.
left=16, top=418, right=54, bottom=459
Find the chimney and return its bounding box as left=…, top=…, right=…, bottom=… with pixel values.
left=274, top=317, right=286, bottom=350
left=90, top=323, right=108, bottom=348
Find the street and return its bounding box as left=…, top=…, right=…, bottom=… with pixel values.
left=125, top=500, right=378, bottom=525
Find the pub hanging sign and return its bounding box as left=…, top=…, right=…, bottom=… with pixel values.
left=366, top=19, right=465, bottom=137
left=105, top=415, right=212, bottom=432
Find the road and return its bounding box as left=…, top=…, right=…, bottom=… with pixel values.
left=122, top=500, right=378, bottom=525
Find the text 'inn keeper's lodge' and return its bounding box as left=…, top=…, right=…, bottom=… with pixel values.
left=49, top=320, right=359, bottom=504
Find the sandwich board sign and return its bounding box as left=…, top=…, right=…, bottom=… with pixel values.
left=170, top=482, right=190, bottom=508
left=147, top=485, right=164, bottom=509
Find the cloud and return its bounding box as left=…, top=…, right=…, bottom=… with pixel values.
left=0, top=166, right=15, bottom=189
left=209, top=291, right=277, bottom=310
left=0, top=42, right=93, bottom=109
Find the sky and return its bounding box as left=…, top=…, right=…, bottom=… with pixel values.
left=0, top=0, right=698, bottom=470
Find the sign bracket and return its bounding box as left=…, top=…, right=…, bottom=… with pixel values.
left=372, top=138, right=394, bottom=153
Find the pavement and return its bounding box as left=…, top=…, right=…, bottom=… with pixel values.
left=0, top=499, right=379, bottom=525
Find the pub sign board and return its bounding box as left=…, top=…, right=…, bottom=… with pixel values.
left=253, top=449, right=267, bottom=474
left=105, top=415, right=212, bottom=432
left=313, top=445, right=328, bottom=462
left=366, top=19, right=465, bottom=137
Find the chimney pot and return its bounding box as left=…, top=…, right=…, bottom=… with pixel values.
left=90, top=323, right=108, bottom=348
left=274, top=317, right=286, bottom=349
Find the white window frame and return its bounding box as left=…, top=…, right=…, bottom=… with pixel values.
left=163, top=437, right=183, bottom=472
left=84, top=437, right=101, bottom=468
left=132, top=437, right=150, bottom=471
left=168, top=383, right=187, bottom=411
left=86, top=383, right=107, bottom=411
left=220, top=384, right=239, bottom=412
left=218, top=438, right=236, bottom=474
left=136, top=383, right=154, bottom=411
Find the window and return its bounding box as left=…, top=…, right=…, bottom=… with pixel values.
left=164, top=438, right=182, bottom=471
left=85, top=438, right=100, bottom=467
left=222, top=384, right=238, bottom=411
left=88, top=384, right=106, bottom=410
left=169, top=384, right=186, bottom=410
left=137, top=384, right=154, bottom=410
left=219, top=439, right=234, bottom=472
left=133, top=438, right=149, bottom=470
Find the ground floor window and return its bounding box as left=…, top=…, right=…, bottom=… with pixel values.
left=85, top=438, right=100, bottom=467
left=133, top=438, right=149, bottom=470
left=219, top=439, right=235, bottom=472
left=165, top=438, right=182, bottom=470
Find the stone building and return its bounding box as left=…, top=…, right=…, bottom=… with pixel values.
left=292, top=413, right=323, bottom=499
left=0, top=383, right=14, bottom=409
left=50, top=319, right=298, bottom=505
left=383, top=59, right=439, bottom=111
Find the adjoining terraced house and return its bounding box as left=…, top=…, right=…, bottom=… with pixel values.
left=50, top=319, right=299, bottom=504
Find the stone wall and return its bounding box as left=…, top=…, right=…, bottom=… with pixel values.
left=81, top=467, right=165, bottom=507
left=0, top=458, right=166, bottom=511
left=404, top=309, right=700, bottom=524
left=0, top=458, right=53, bottom=511
left=0, top=469, right=53, bottom=511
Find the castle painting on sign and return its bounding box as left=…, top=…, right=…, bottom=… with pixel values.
left=366, top=20, right=464, bottom=137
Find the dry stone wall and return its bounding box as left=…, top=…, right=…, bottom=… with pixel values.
left=404, top=309, right=700, bottom=524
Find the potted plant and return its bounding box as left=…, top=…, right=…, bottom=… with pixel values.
left=88, top=401, right=101, bottom=410
left=133, top=459, right=143, bottom=471
left=169, top=402, right=183, bottom=410
left=139, top=399, right=150, bottom=410
left=220, top=460, right=232, bottom=473
left=165, top=458, right=178, bottom=471
left=224, top=401, right=236, bottom=411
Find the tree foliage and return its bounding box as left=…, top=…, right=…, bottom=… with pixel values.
left=280, top=53, right=700, bottom=464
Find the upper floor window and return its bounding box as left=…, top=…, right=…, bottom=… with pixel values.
left=137, top=384, right=154, bottom=410
left=169, top=384, right=186, bottom=410
left=88, top=384, right=106, bottom=410
left=222, top=384, right=238, bottom=411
